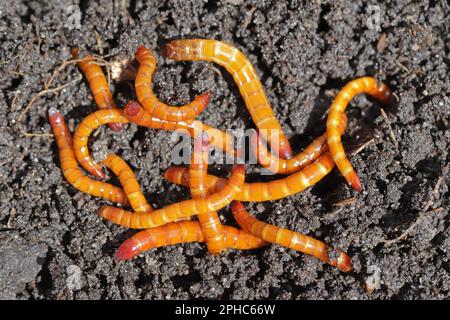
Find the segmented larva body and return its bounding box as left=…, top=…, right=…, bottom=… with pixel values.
left=231, top=201, right=352, bottom=272
left=48, top=108, right=128, bottom=204
left=164, top=39, right=293, bottom=160
left=252, top=114, right=348, bottom=174
left=71, top=48, right=124, bottom=132
left=189, top=133, right=225, bottom=254
left=135, top=46, right=210, bottom=121
left=115, top=221, right=268, bottom=261
left=98, top=165, right=245, bottom=228
left=73, top=108, right=130, bottom=179
left=124, top=101, right=236, bottom=156
left=164, top=153, right=335, bottom=202
left=326, top=77, right=393, bottom=191
left=102, top=154, right=152, bottom=212
left=72, top=102, right=237, bottom=180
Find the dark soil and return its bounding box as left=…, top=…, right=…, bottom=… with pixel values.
left=0, top=0, right=449, bottom=300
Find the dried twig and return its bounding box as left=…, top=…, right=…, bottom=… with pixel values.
left=333, top=197, right=357, bottom=207
left=94, top=29, right=104, bottom=55
left=380, top=108, right=398, bottom=147
left=351, top=138, right=375, bottom=155
left=18, top=76, right=82, bottom=137
left=17, top=51, right=112, bottom=137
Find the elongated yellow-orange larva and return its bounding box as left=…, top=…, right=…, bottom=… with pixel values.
left=102, top=154, right=152, bottom=212
left=98, top=165, right=245, bottom=228
left=115, top=221, right=267, bottom=260
left=165, top=153, right=335, bottom=202
left=189, top=133, right=225, bottom=254
left=231, top=201, right=352, bottom=272
left=252, top=114, right=347, bottom=174
left=71, top=48, right=124, bottom=131
left=164, top=39, right=293, bottom=160
left=326, top=77, right=393, bottom=191
left=48, top=108, right=128, bottom=204
left=135, top=46, right=210, bottom=121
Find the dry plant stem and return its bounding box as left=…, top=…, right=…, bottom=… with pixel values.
left=19, top=73, right=83, bottom=137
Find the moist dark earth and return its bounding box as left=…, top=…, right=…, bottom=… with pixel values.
left=0, top=0, right=449, bottom=300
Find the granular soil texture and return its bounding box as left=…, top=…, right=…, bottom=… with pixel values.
left=0, top=0, right=449, bottom=299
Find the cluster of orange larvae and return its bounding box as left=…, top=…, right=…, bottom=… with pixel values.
left=49, top=39, right=393, bottom=273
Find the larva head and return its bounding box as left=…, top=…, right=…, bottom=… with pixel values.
left=115, top=238, right=141, bottom=261
left=124, top=100, right=142, bottom=118
left=336, top=251, right=352, bottom=273
left=328, top=248, right=352, bottom=272
left=135, top=46, right=151, bottom=60
left=70, top=47, right=80, bottom=59
left=162, top=43, right=176, bottom=59
left=48, top=107, right=62, bottom=126
left=108, top=122, right=125, bottom=132
left=377, top=84, right=395, bottom=107
left=230, top=201, right=246, bottom=214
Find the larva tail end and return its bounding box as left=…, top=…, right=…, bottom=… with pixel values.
left=163, top=43, right=176, bottom=59
left=48, top=107, right=62, bottom=124
left=124, top=101, right=141, bottom=117
left=348, top=171, right=362, bottom=192
left=90, top=166, right=106, bottom=180
left=115, top=238, right=141, bottom=261
left=108, top=122, right=125, bottom=132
